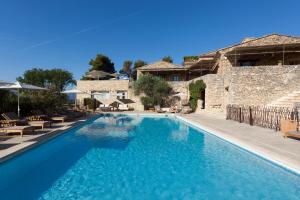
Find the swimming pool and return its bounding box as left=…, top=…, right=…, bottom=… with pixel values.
left=0, top=114, right=299, bottom=199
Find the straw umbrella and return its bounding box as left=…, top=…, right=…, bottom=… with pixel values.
left=0, top=81, right=48, bottom=117
left=85, top=70, right=115, bottom=80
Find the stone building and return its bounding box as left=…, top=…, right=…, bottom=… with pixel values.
left=189, top=34, right=300, bottom=112
left=76, top=80, right=143, bottom=111
left=77, top=33, right=300, bottom=112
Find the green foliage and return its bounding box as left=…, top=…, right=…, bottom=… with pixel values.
left=183, top=56, right=199, bottom=62
left=119, top=60, right=132, bottom=76
left=131, top=60, right=147, bottom=80
left=11, top=68, right=75, bottom=116
left=17, top=68, right=75, bottom=92
left=133, top=60, right=147, bottom=69
left=88, top=54, right=115, bottom=73
left=162, top=56, right=173, bottom=63
left=134, top=74, right=173, bottom=107
left=84, top=98, right=101, bottom=110
left=189, top=80, right=206, bottom=111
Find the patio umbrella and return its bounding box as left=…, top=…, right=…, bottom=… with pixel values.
left=0, top=81, right=48, bottom=117
left=118, top=99, right=135, bottom=104
left=109, top=101, right=121, bottom=109
left=85, top=70, right=116, bottom=80
left=0, top=80, right=14, bottom=86
left=61, top=88, right=87, bottom=107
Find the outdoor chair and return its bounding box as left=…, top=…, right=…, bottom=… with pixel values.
left=2, top=112, right=51, bottom=129
left=280, top=119, right=300, bottom=139
left=0, top=121, right=34, bottom=138
left=154, top=105, right=166, bottom=113
left=2, top=112, right=27, bottom=125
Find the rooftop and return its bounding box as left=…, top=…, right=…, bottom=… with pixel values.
left=138, top=61, right=185, bottom=71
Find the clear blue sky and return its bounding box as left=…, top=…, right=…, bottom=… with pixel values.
left=0, top=0, right=300, bottom=81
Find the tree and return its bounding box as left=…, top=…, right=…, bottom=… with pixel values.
left=119, top=60, right=132, bottom=76
left=162, top=56, right=173, bottom=63
left=189, top=80, right=206, bottom=112
left=17, top=68, right=75, bottom=92
left=16, top=68, right=76, bottom=116
left=132, top=60, right=147, bottom=80
left=88, top=54, right=115, bottom=73
left=134, top=74, right=173, bottom=107
left=134, top=60, right=147, bottom=69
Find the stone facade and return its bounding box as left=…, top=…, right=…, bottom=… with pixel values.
left=229, top=65, right=300, bottom=106
left=192, top=74, right=225, bottom=112
left=190, top=34, right=300, bottom=113
left=76, top=80, right=144, bottom=111
left=191, top=65, right=300, bottom=113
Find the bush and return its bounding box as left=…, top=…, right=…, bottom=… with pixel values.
left=189, top=80, right=206, bottom=112
left=134, top=74, right=173, bottom=107
left=84, top=98, right=101, bottom=110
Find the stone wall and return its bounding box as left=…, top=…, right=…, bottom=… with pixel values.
left=76, top=80, right=144, bottom=111
left=229, top=65, right=300, bottom=105
left=191, top=74, right=225, bottom=112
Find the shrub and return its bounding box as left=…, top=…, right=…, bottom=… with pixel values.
left=189, top=80, right=206, bottom=112
left=134, top=74, right=173, bottom=107
left=84, top=98, right=101, bottom=110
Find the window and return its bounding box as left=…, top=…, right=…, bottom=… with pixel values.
left=171, top=75, right=180, bottom=81
left=239, top=60, right=256, bottom=67
left=117, top=91, right=127, bottom=99
left=93, top=91, right=110, bottom=100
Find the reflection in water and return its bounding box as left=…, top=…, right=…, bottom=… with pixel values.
left=76, top=114, right=141, bottom=141
left=171, top=122, right=189, bottom=141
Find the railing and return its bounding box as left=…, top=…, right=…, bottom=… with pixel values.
left=226, top=105, right=299, bottom=131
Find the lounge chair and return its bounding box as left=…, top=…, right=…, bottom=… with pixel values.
left=28, top=121, right=51, bottom=130
left=118, top=104, right=129, bottom=111
left=0, top=122, right=34, bottom=137
left=169, top=106, right=181, bottom=113
left=154, top=105, right=166, bottom=113
left=181, top=106, right=193, bottom=114
left=280, top=119, right=300, bottom=139
left=51, top=116, right=67, bottom=123
left=2, top=112, right=51, bottom=129
left=2, top=112, right=27, bottom=125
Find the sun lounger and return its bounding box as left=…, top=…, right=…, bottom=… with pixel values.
left=2, top=112, right=51, bottom=129
left=154, top=105, right=166, bottom=113
left=28, top=121, right=51, bottom=130
left=2, top=112, right=27, bottom=125
left=280, top=119, right=300, bottom=139
left=51, top=116, right=67, bottom=123
left=1, top=126, right=34, bottom=137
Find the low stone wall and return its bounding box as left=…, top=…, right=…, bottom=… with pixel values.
left=229, top=65, right=300, bottom=105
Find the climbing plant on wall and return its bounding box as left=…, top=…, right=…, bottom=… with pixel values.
left=189, top=80, right=206, bottom=112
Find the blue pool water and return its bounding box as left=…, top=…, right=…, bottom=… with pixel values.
left=0, top=114, right=299, bottom=199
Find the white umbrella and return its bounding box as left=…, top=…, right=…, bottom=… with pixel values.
left=61, top=88, right=87, bottom=107
left=0, top=80, right=14, bottom=86
left=0, top=81, right=48, bottom=117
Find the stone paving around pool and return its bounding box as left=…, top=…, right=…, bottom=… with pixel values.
left=0, top=118, right=89, bottom=163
